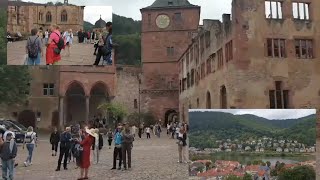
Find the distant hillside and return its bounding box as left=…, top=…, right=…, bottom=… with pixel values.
left=189, top=112, right=316, bottom=148
left=83, top=13, right=141, bottom=65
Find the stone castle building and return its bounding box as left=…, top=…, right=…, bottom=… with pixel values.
left=7, top=1, right=84, bottom=34
left=140, top=0, right=200, bottom=124
left=178, top=0, right=320, bottom=121
left=1, top=64, right=142, bottom=129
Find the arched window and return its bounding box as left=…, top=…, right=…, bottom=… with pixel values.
left=46, top=11, right=52, bottom=22
left=38, top=12, right=43, bottom=21
left=61, top=10, right=67, bottom=22
left=220, top=85, right=227, bottom=109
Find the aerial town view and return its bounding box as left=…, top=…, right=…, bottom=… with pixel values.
left=188, top=109, right=316, bottom=180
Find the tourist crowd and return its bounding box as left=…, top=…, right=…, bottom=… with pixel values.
left=23, top=21, right=113, bottom=66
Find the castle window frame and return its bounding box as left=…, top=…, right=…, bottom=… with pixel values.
left=134, top=99, right=138, bottom=109
left=46, top=11, right=52, bottom=23
left=167, top=47, right=174, bottom=56
left=225, top=40, right=233, bottom=62
left=148, top=14, right=151, bottom=26
left=292, top=2, right=310, bottom=20
left=295, top=39, right=313, bottom=59
left=61, top=10, right=68, bottom=22
left=43, top=83, right=54, bottom=96
left=269, top=81, right=289, bottom=109
left=265, top=1, right=283, bottom=19
left=174, top=12, right=182, bottom=22
left=267, top=39, right=286, bottom=58
left=38, top=12, right=43, bottom=21
left=217, top=48, right=224, bottom=69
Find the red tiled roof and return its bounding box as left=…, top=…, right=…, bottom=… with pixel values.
left=245, top=165, right=260, bottom=172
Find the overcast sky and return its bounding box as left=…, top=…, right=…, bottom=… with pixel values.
left=22, top=0, right=232, bottom=22
left=189, top=109, right=317, bottom=120
left=84, top=6, right=112, bottom=24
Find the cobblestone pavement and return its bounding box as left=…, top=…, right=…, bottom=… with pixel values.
left=13, top=133, right=189, bottom=180
left=7, top=40, right=98, bottom=65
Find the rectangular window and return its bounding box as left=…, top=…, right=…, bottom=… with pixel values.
left=295, top=39, right=313, bottom=59
left=167, top=47, right=174, bottom=56
left=43, top=83, right=54, bottom=96
left=269, top=90, right=276, bottom=109
left=205, top=31, right=210, bottom=48
left=225, top=41, right=233, bottom=62
left=201, top=63, right=205, bottom=79
left=148, top=14, right=151, bottom=25
left=134, top=99, right=138, bottom=109
left=175, top=12, right=182, bottom=22
left=293, top=2, right=310, bottom=20
left=200, top=35, right=205, bottom=55
left=191, top=69, right=194, bottom=86
left=217, top=49, right=223, bottom=68
left=267, top=39, right=286, bottom=58
left=206, top=58, right=211, bottom=74
left=269, top=81, right=289, bottom=109
left=265, top=1, right=283, bottom=19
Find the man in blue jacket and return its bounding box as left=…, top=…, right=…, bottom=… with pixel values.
left=111, top=126, right=122, bottom=170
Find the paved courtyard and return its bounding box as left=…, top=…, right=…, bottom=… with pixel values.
left=13, top=132, right=189, bottom=180
left=7, top=40, right=98, bottom=65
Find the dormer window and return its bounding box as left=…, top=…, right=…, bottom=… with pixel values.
left=168, top=1, right=173, bottom=6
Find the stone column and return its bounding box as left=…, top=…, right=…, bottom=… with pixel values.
left=86, top=96, right=90, bottom=121
left=59, top=96, right=64, bottom=129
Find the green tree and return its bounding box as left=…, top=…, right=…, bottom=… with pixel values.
left=46, top=2, right=54, bottom=5
left=243, top=173, right=252, bottom=180
left=0, top=66, right=31, bottom=105
left=226, top=175, right=242, bottom=180
left=0, top=8, right=7, bottom=65
left=98, top=102, right=127, bottom=127
left=278, top=166, right=315, bottom=180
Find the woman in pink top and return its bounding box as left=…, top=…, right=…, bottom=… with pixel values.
left=46, top=24, right=62, bottom=65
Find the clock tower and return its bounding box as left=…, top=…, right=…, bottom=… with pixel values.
left=140, top=0, right=200, bottom=124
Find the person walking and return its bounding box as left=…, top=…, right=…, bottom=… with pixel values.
left=145, top=126, right=151, bottom=139
left=138, top=124, right=143, bottom=139
left=23, top=126, right=37, bottom=167
left=44, top=29, right=49, bottom=44
left=77, top=128, right=95, bottom=180
left=131, top=125, right=136, bottom=138
left=121, top=124, right=134, bottom=170
left=177, top=127, right=187, bottom=163
left=50, top=127, right=60, bottom=156
left=111, top=126, right=122, bottom=170
left=167, top=123, right=170, bottom=136
left=56, top=127, right=72, bottom=171
left=0, top=133, right=17, bottom=180
left=26, top=28, right=43, bottom=65
left=63, top=29, right=73, bottom=57
left=94, top=22, right=112, bottom=65
left=107, top=128, right=113, bottom=149
left=92, top=129, right=100, bottom=164
left=46, top=24, right=62, bottom=65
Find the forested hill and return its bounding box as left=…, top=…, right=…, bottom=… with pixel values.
left=84, top=13, right=141, bottom=65
left=189, top=111, right=316, bottom=147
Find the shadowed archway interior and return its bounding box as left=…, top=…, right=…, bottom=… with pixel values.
left=65, top=81, right=86, bottom=124
left=89, top=82, right=109, bottom=120
left=18, top=110, right=36, bottom=128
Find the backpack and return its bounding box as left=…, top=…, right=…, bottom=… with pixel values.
left=25, top=132, right=35, bottom=143
left=52, top=32, right=65, bottom=54
left=100, top=34, right=112, bottom=56
left=27, top=37, right=39, bottom=58
left=98, top=134, right=103, bottom=150
left=73, top=143, right=83, bottom=158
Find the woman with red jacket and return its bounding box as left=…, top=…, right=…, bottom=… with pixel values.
left=77, top=128, right=96, bottom=180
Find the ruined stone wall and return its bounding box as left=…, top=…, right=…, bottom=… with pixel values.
left=113, top=65, right=142, bottom=117
left=179, top=0, right=320, bottom=122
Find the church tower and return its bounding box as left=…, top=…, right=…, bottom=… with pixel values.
left=140, top=0, right=200, bottom=124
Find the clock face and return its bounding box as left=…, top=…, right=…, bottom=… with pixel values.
left=156, top=14, right=170, bottom=29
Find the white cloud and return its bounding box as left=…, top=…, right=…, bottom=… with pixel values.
left=189, top=109, right=317, bottom=120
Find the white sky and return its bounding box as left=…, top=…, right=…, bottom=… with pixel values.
left=21, top=0, right=232, bottom=22
left=84, top=6, right=112, bottom=24
left=189, top=109, right=317, bottom=120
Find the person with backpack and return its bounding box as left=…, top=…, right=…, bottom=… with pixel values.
left=23, top=126, right=37, bottom=167
left=46, top=24, right=64, bottom=65
left=0, top=133, right=17, bottom=180
left=50, top=127, right=60, bottom=156
left=25, top=28, right=42, bottom=65
left=94, top=22, right=112, bottom=65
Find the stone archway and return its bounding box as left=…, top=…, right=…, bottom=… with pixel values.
left=164, top=109, right=178, bottom=126
left=89, top=82, right=109, bottom=120
left=65, top=81, right=86, bottom=124
left=18, top=110, right=36, bottom=128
